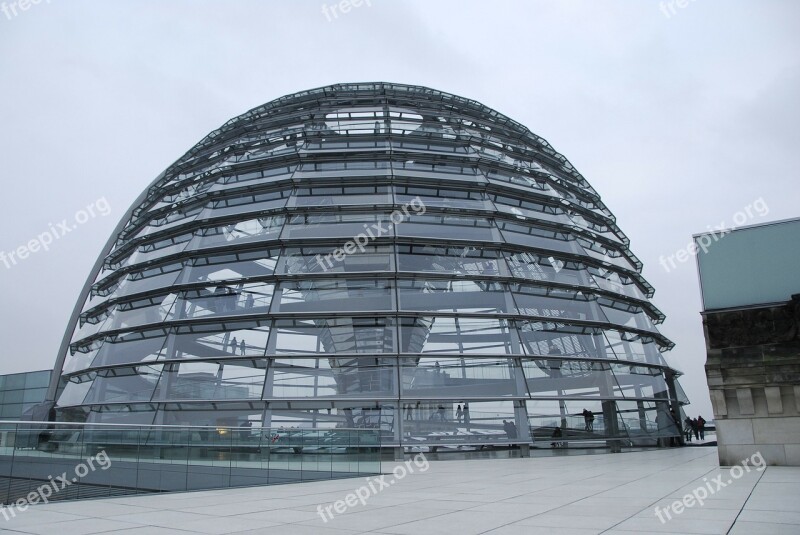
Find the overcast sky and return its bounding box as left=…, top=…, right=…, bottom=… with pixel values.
left=1, top=0, right=798, bottom=418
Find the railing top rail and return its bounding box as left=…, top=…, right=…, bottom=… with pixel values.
left=0, top=420, right=379, bottom=432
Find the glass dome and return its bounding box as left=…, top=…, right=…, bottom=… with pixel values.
left=50, top=82, right=685, bottom=451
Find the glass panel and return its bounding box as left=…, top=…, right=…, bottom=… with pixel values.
left=200, top=188, right=290, bottom=218
left=23, top=371, right=51, bottom=389
left=267, top=403, right=395, bottom=435
left=63, top=351, right=99, bottom=375
left=22, top=387, right=47, bottom=404
left=60, top=404, right=156, bottom=425
left=266, top=358, right=397, bottom=399
left=393, top=138, right=470, bottom=156
left=56, top=379, right=93, bottom=407
left=589, top=266, right=648, bottom=300
left=91, top=336, right=168, bottom=368
left=118, top=233, right=194, bottom=269
left=398, top=244, right=509, bottom=276
left=518, top=321, right=607, bottom=359
left=600, top=302, right=658, bottom=332
left=179, top=249, right=279, bottom=284
left=154, top=360, right=267, bottom=401
left=400, top=400, right=519, bottom=445
left=163, top=322, right=271, bottom=359
left=290, top=185, right=392, bottom=207
left=486, top=168, right=547, bottom=190
left=399, top=317, right=521, bottom=355
left=400, top=357, right=520, bottom=398
left=491, top=193, right=570, bottom=225
left=527, top=399, right=609, bottom=441
left=129, top=206, right=204, bottom=242
left=212, top=165, right=296, bottom=187
left=611, top=363, right=669, bottom=400
left=272, top=279, right=392, bottom=313
left=108, top=269, right=184, bottom=300
left=497, top=221, right=581, bottom=255
left=103, top=293, right=179, bottom=331
left=653, top=401, right=682, bottom=439
left=83, top=364, right=163, bottom=404
left=505, top=251, right=593, bottom=287
left=396, top=214, right=498, bottom=242
left=394, top=185, right=491, bottom=211
left=193, top=216, right=285, bottom=249
left=71, top=312, right=112, bottom=345
left=485, top=175, right=557, bottom=199
left=278, top=245, right=394, bottom=275
left=521, top=359, right=622, bottom=398
left=615, top=399, right=672, bottom=440
left=511, top=285, right=606, bottom=322
left=603, top=330, right=666, bottom=365
left=2, top=390, right=24, bottom=403
left=281, top=213, right=395, bottom=240
left=157, top=404, right=265, bottom=428
left=581, top=245, right=639, bottom=272
left=398, top=279, right=510, bottom=313
left=174, top=282, right=274, bottom=319
left=272, top=318, right=396, bottom=355
left=393, top=160, right=476, bottom=177
left=304, top=137, right=390, bottom=151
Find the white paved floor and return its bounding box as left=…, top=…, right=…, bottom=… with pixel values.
left=3, top=447, right=799, bottom=534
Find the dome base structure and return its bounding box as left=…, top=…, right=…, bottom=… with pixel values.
left=49, top=83, right=688, bottom=452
